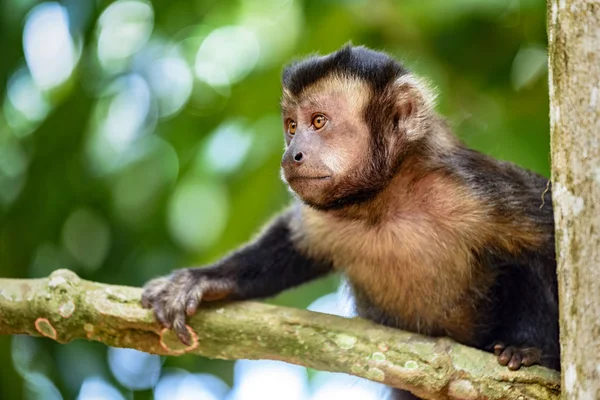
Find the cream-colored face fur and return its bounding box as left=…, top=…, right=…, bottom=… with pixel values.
left=280, top=76, right=372, bottom=205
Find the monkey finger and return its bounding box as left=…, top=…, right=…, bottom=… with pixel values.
left=493, top=342, right=506, bottom=356
left=141, top=294, right=154, bottom=309
left=177, top=330, right=191, bottom=346
left=141, top=297, right=150, bottom=309
left=521, top=348, right=541, bottom=366
left=173, top=313, right=191, bottom=346
left=521, top=355, right=536, bottom=367
left=153, top=305, right=172, bottom=329
left=185, top=295, right=202, bottom=317
left=141, top=277, right=168, bottom=296
left=507, top=353, right=522, bottom=370
left=141, top=286, right=160, bottom=309
left=498, top=347, right=515, bottom=366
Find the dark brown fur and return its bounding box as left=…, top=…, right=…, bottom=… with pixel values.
left=142, top=45, right=559, bottom=400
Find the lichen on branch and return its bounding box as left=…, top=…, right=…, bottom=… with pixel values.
left=0, top=269, right=560, bottom=400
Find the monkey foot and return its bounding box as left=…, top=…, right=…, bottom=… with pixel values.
left=492, top=342, right=542, bottom=370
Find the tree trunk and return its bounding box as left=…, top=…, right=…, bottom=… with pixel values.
left=548, top=1, right=600, bottom=399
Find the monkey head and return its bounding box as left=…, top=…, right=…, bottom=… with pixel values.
left=279, top=45, right=439, bottom=210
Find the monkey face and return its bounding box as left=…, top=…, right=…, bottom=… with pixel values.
left=280, top=77, right=372, bottom=208
left=279, top=46, right=441, bottom=210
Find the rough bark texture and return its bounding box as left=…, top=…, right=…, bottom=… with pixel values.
left=548, top=1, right=600, bottom=399
left=0, top=269, right=559, bottom=400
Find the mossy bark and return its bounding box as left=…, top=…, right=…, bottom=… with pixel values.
left=0, top=269, right=559, bottom=399
left=548, top=1, right=600, bottom=399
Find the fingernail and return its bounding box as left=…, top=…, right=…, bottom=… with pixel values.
left=179, top=333, right=190, bottom=346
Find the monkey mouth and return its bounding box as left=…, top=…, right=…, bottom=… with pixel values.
left=288, top=175, right=332, bottom=182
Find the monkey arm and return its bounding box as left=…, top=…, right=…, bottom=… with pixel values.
left=141, top=209, right=333, bottom=344
left=197, top=209, right=333, bottom=300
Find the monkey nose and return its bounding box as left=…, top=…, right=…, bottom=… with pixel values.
left=293, top=152, right=304, bottom=164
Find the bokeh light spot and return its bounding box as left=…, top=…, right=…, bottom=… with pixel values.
left=62, top=208, right=111, bottom=272
left=0, top=135, right=28, bottom=178
left=24, top=372, right=63, bottom=400
left=155, top=369, right=230, bottom=400
left=29, top=243, right=74, bottom=279
left=111, top=137, right=179, bottom=226
left=107, top=347, right=161, bottom=390
left=238, top=0, right=300, bottom=67
left=11, top=336, right=39, bottom=376
left=23, top=2, right=79, bottom=90
left=101, top=75, right=152, bottom=151
left=77, top=376, right=125, bottom=400
left=97, top=0, right=154, bottom=70
left=310, top=371, right=388, bottom=400
left=148, top=56, right=193, bottom=118
left=307, top=292, right=347, bottom=317
left=0, top=131, right=29, bottom=204
left=167, top=180, right=229, bottom=252
left=195, top=26, right=259, bottom=87
left=56, top=341, right=105, bottom=393
left=6, top=67, right=50, bottom=124
left=197, top=119, right=254, bottom=175
left=511, top=45, right=548, bottom=91
left=86, top=74, right=155, bottom=175
left=229, top=360, right=308, bottom=400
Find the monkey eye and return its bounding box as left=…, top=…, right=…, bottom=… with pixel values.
left=312, top=114, right=327, bottom=129
left=287, top=120, right=297, bottom=135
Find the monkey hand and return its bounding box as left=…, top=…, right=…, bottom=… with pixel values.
left=141, top=268, right=233, bottom=345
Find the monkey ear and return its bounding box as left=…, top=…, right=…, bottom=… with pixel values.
left=392, top=75, right=437, bottom=129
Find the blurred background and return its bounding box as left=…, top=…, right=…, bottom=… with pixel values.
left=0, top=0, right=550, bottom=398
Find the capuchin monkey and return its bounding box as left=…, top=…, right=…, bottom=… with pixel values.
left=141, top=45, right=559, bottom=399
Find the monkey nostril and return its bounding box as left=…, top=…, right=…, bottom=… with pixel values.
left=294, top=152, right=304, bottom=162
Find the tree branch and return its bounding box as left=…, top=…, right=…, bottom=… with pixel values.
left=0, top=269, right=559, bottom=399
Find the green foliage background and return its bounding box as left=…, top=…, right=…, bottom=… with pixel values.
left=0, top=0, right=549, bottom=398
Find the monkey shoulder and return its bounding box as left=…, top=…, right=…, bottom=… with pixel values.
left=441, top=147, right=554, bottom=250
left=444, top=147, right=552, bottom=213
